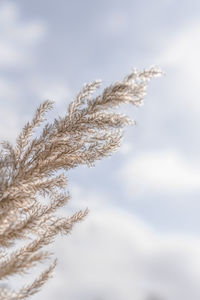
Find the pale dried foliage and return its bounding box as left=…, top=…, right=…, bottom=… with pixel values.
left=0, top=67, right=161, bottom=299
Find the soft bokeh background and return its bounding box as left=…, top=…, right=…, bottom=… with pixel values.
left=1, top=0, right=200, bottom=299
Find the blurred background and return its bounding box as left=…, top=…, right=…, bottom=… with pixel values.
left=1, top=0, right=200, bottom=299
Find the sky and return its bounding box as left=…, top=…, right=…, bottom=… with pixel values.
left=1, top=0, right=200, bottom=299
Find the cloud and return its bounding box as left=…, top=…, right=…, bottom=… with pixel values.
left=158, top=21, right=200, bottom=112
left=160, top=21, right=200, bottom=70
left=118, top=142, right=133, bottom=155
left=0, top=1, right=46, bottom=68
left=0, top=1, right=47, bottom=142
left=119, top=150, right=200, bottom=195
left=31, top=190, right=200, bottom=300
left=0, top=78, right=22, bottom=142
left=0, top=78, right=20, bottom=100
left=102, top=10, right=129, bottom=36
left=33, top=80, right=72, bottom=108
left=0, top=106, right=20, bottom=143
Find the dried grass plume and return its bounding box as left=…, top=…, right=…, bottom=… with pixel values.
left=0, top=67, right=162, bottom=299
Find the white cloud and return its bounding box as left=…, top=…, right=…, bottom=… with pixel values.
left=118, top=142, right=133, bottom=155
left=34, top=81, right=71, bottom=106
left=160, top=21, right=200, bottom=70
left=0, top=78, right=22, bottom=142
left=0, top=78, right=20, bottom=100
left=0, top=106, right=20, bottom=143
left=119, top=150, right=200, bottom=195
left=0, top=1, right=46, bottom=68
left=159, top=21, right=200, bottom=111
left=31, top=194, right=200, bottom=300
left=99, top=10, right=129, bottom=37
left=0, top=2, right=47, bottom=142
